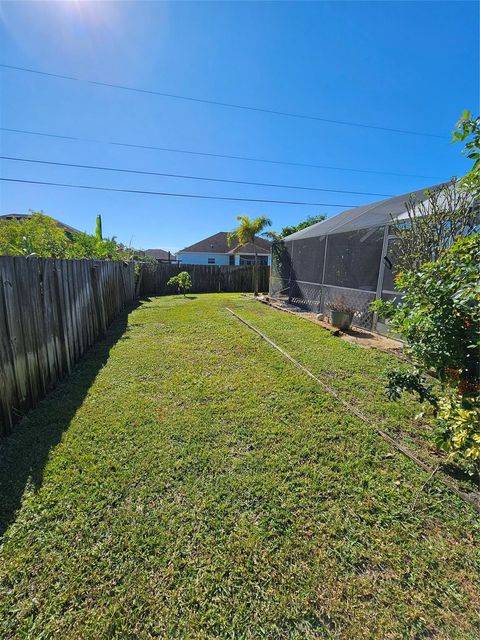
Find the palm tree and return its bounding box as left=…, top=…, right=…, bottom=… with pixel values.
left=227, top=215, right=272, bottom=295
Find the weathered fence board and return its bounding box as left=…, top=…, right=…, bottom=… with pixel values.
left=0, top=257, right=136, bottom=437
left=140, top=263, right=270, bottom=296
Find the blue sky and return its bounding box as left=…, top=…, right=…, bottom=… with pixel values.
left=0, top=1, right=478, bottom=252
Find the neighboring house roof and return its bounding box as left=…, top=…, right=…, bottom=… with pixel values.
left=178, top=231, right=271, bottom=254
left=282, top=182, right=449, bottom=241
left=228, top=240, right=271, bottom=254
left=144, top=248, right=172, bottom=260
left=0, top=213, right=82, bottom=235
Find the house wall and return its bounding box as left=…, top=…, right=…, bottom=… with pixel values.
left=177, top=252, right=231, bottom=266
left=177, top=252, right=271, bottom=266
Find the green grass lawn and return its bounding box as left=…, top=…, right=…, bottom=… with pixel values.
left=0, top=294, right=479, bottom=639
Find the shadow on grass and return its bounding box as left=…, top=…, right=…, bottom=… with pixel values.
left=346, top=328, right=375, bottom=339
left=0, top=304, right=138, bottom=538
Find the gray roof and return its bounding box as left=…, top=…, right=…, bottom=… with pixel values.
left=228, top=240, right=271, bottom=255
left=178, top=231, right=271, bottom=254
left=283, top=182, right=448, bottom=240
left=144, top=248, right=172, bottom=260
left=0, top=213, right=81, bottom=235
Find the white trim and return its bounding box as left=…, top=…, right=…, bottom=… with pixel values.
left=294, top=280, right=323, bottom=286
left=322, top=283, right=376, bottom=294
left=293, top=280, right=376, bottom=294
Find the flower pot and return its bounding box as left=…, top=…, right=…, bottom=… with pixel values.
left=330, top=310, right=354, bottom=331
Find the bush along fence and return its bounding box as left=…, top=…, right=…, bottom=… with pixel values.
left=0, top=259, right=269, bottom=436
left=140, top=263, right=270, bottom=296
left=0, top=256, right=136, bottom=436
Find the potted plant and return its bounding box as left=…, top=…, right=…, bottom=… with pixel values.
left=328, top=298, right=356, bottom=331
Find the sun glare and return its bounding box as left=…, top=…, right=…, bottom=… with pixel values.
left=60, top=0, right=121, bottom=27
left=1, top=0, right=124, bottom=47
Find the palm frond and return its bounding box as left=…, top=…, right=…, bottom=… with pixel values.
left=253, top=216, right=272, bottom=233
left=262, top=230, right=281, bottom=241
left=226, top=230, right=238, bottom=247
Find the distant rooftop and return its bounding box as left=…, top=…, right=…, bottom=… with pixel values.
left=0, top=213, right=82, bottom=235
left=144, top=248, right=173, bottom=261
left=178, top=231, right=271, bottom=254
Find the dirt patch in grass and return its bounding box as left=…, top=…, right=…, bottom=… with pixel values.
left=257, top=295, right=403, bottom=357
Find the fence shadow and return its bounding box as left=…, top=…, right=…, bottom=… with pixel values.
left=0, top=304, right=137, bottom=538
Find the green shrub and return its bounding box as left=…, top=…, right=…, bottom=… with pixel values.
left=0, top=212, right=137, bottom=261
left=434, top=394, right=480, bottom=478
left=373, top=233, right=480, bottom=476
left=373, top=233, right=480, bottom=385
left=0, top=213, right=70, bottom=257
left=385, top=368, right=438, bottom=406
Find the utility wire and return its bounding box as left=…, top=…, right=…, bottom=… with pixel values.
left=0, top=155, right=394, bottom=198
left=0, top=177, right=358, bottom=207
left=0, top=63, right=447, bottom=139
left=0, top=127, right=442, bottom=180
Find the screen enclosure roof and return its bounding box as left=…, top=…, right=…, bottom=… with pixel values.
left=283, top=182, right=448, bottom=240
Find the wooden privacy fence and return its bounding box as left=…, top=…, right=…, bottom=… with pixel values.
left=0, top=256, right=136, bottom=436
left=140, top=263, right=270, bottom=295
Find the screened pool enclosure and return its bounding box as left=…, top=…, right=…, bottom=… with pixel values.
left=270, top=184, right=442, bottom=332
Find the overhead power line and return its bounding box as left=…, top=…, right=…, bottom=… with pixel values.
left=0, top=63, right=447, bottom=139
left=0, top=155, right=394, bottom=198
left=0, top=177, right=358, bottom=207
left=0, top=127, right=442, bottom=180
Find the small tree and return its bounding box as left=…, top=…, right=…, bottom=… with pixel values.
left=167, top=271, right=192, bottom=297
left=389, top=180, right=477, bottom=273
left=227, top=215, right=272, bottom=295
